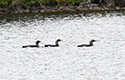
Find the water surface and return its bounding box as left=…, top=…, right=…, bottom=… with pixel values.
left=0, top=11, right=125, bottom=80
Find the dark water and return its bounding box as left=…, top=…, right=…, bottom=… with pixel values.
left=0, top=10, right=125, bottom=25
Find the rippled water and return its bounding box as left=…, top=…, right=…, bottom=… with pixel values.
left=0, top=11, right=125, bottom=80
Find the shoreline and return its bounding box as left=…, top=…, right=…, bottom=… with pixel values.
left=0, top=5, right=125, bottom=14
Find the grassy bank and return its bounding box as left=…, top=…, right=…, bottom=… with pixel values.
left=0, top=0, right=88, bottom=7
left=2, top=0, right=123, bottom=14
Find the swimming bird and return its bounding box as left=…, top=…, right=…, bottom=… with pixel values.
left=22, top=40, right=41, bottom=48
left=77, top=39, right=97, bottom=47
left=44, top=39, right=62, bottom=47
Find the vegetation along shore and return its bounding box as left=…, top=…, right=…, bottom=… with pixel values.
left=0, top=0, right=125, bottom=14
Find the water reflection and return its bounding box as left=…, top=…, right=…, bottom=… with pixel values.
left=0, top=10, right=125, bottom=25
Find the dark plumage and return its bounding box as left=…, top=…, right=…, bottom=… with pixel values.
left=44, top=39, right=62, bottom=47
left=22, top=40, right=41, bottom=48
left=77, top=39, right=97, bottom=47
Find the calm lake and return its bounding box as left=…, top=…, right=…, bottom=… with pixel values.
left=0, top=11, right=125, bottom=80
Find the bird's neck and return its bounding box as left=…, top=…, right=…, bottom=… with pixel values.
left=36, top=42, right=39, bottom=46
left=55, top=41, right=59, bottom=46
left=89, top=42, right=93, bottom=46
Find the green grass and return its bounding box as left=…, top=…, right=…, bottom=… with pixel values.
left=0, top=0, right=84, bottom=7
left=0, top=0, right=16, bottom=7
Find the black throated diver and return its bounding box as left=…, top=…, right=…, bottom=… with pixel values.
left=44, top=39, right=62, bottom=47
left=22, top=40, right=41, bottom=48
left=77, top=39, right=97, bottom=47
